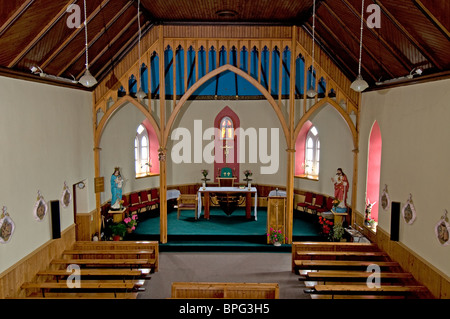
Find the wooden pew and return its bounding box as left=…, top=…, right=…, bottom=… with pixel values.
left=23, top=292, right=139, bottom=299
left=21, top=280, right=145, bottom=298
left=72, top=241, right=159, bottom=272
left=171, top=282, right=279, bottom=299
left=301, top=270, right=413, bottom=283
left=37, top=268, right=151, bottom=278
left=306, top=284, right=429, bottom=298
left=292, top=242, right=382, bottom=272
left=51, top=258, right=154, bottom=267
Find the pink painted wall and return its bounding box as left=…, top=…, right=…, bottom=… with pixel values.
left=366, top=121, right=382, bottom=221
left=295, top=120, right=313, bottom=175
left=142, top=119, right=160, bottom=174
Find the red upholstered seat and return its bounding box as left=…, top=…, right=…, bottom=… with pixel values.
left=139, top=190, right=153, bottom=211
left=297, top=192, right=313, bottom=212
left=129, top=192, right=145, bottom=213
left=150, top=189, right=160, bottom=208
left=317, top=197, right=334, bottom=214
left=308, top=194, right=325, bottom=214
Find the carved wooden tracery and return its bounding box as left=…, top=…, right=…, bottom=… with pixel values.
left=92, top=25, right=361, bottom=243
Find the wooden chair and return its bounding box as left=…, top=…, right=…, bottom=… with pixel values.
left=129, top=193, right=145, bottom=214
left=177, top=194, right=198, bottom=219
left=139, top=190, right=152, bottom=212
left=308, top=194, right=325, bottom=214
left=150, top=188, right=160, bottom=209
left=297, top=192, right=313, bottom=212
left=217, top=167, right=236, bottom=187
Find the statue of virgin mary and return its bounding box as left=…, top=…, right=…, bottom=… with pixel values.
left=111, top=167, right=123, bottom=210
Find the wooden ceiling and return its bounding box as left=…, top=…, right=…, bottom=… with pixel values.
left=0, top=0, right=448, bottom=90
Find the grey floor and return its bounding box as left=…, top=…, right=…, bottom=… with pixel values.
left=138, top=251, right=311, bottom=299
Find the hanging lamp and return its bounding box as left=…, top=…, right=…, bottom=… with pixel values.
left=306, top=0, right=317, bottom=98
left=79, top=0, right=97, bottom=87
left=350, top=0, right=369, bottom=92
left=136, top=0, right=147, bottom=101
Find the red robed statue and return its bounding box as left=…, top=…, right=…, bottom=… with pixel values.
left=331, top=168, right=349, bottom=207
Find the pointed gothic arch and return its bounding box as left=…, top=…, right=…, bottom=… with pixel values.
left=163, top=64, right=290, bottom=147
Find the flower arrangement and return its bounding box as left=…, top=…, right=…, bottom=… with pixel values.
left=267, top=227, right=285, bottom=244
left=244, top=170, right=253, bottom=179
left=201, top=169, right=209, bottom=177
left=318, top=216, right=334, bottom=240
left=124, top=214, right=138, bottom=231
left=332, top=198, right=340, bottom=208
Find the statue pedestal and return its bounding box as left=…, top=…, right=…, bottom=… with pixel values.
left=109, top=208, right=126, bottom=223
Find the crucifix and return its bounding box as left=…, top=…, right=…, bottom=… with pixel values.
left=222, top=141, right=234, bottom=160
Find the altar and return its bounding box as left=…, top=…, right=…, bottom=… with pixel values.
left=197, top=187, right=258, bottom=220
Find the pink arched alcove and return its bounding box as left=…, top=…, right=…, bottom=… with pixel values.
left=366, top=121, right=382, bottom=222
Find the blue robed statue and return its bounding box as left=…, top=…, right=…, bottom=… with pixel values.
left=111, top=167, right=123, bottom=210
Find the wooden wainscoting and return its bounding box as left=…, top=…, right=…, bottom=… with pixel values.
left=0, top=225, right=76, bottom=299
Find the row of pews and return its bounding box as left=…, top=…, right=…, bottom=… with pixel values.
left=292, top=242, right=433, bottom=299
left=20, top=241, right=158, bottom=299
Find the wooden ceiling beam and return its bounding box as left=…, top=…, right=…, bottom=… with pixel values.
left=39, top=0, right=111, bottom=70
left=340, top=0, right=412, bottom=73
left=412, top=0, right=450, bottom=41
left=315, top=16, right=378, bottom=82
left=76, top=13, right=140, bottom=80
left=57, top=1, right=135, bottom=77
left=321, top=1, right=395, bottom=79
left=375, top=0, right=443, bottom=70
left=302, top=24, right=357, bottom=81
left=8, top=0, right=77, bottom=68
left=88, top=20, right=152, bottom=82
left=0, top=0, right=35, bottom=38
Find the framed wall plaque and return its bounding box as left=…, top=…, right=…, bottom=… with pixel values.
left=0, top=206, right=15, bottom=244
left=61, top=182, right=71, bottom=208
left=380, top=184, right=391, bottom=212
left=34, top=191, right=48, bottom=221
left=435, top=210, right=450, bottom=246
left=402, top=193, right=416, bottom=225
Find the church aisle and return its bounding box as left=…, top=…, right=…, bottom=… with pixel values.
left=138, top=252, right=310, bottom=299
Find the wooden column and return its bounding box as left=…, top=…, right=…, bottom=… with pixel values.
left=159, top=25, right=168, bottom=244
left=286, top=26, right=297, bottom=244
left=94, top=146, right=102, bottom=238
left=351, top=94, right=361, bottom=227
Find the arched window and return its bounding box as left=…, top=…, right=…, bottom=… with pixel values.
left=135, top=124, right=150, bottom=176
left=220, top=116, right=234, bottom=140
left=305, top=126, right=320, bottom=177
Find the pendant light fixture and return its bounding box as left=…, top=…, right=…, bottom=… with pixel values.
left=350, top=0, right=369, bottom=92
left=306, top=0, right=317, bottom=98
left=79, top=0, right=97, bottom=88
left=136, top=0, right=147, bottom=101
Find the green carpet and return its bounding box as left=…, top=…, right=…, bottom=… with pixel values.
left=133, top=207, right=320, bottom=238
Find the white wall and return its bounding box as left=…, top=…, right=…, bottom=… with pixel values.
left=357, top=79, right=450, bottom=277
left=0, top=77, right=95, bottom=274
left=294, top=103, right=355, bottom=201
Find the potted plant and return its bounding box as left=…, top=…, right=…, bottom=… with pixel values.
left=332, top=222, right=345, bottom=242
left=267, top=227, right=285, bottom=246
left=109, top=222, right=127, bottom=241
left=124, top=214, right=138, bottom=233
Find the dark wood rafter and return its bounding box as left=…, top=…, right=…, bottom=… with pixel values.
left=40, top=0, right=112, bottom=70
left=90, top=20, right=152, bottom=82
left=302, top=24, right=358, bottom=82
left=412, top=0, right=450, bottom=41
left=8, top=0, right=77, bottom=68
left=321, top=2, right=395, bottom=79
left=0, top=0, right=35, bottom=38
left=58, top=1, right=135, bottom=77
left=315, top=16, right=377, bottom=82
left=340, top=0, right=412, bottom=74
left=375, top=0, right=443, bottom=70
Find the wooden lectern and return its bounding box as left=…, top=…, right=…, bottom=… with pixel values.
left=267, top=195, right=286, bottom=244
